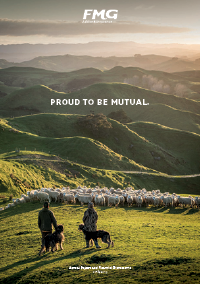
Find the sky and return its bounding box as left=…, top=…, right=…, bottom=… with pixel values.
left=0, top=0, right=200, bottom=45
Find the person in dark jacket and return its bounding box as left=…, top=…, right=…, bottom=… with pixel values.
left=83, top=202, right=101, bottom=248
left=38, top=201, right=57, bottom=248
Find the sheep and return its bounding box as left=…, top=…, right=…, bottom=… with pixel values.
left=7, top=203, right=15, bottom=208
left=108, top=195, right=120, bottom=207
left=100, top=187, right=108, bottom=193
left=0, top=207, right=4, bottom=211
left=127, top=195, right=133, bottom=207
left=27, top=190, right=39, bottom=201
left=194, top=197, right=200, bottom=209
left=57, top=193, right=65, bottom=203
left=21, top=194, right=30, bottom=202
left=177, top=196, right=193, bottom=208
left=172, top=195, right=179, bottom=207
left=144, top=195, right=153, bottom=207
left=74, top=193, right=92, bottom=206
left=114, top=188, right=122, bottom=195
left=15, top=197, right=26, bottom=204
left=153, top=196, right=163, bottom=207
left=161, top=195, right=173, bottom=207
left=136, top=195, right=143, bottom=207
left=63, top=193, right=76, bottom=204
left=94, top=194, right=105, bottom=206
left=109, top=188, right=115, bottom=194
left=34, top=192, right=50, bottom=203
left=119, top=195, right=125, bottom=206
left=86, top=188, right=92, bottom=194
left=48, top=191, right=60, bottom=202
left=103, top=194, right=111, bottom=204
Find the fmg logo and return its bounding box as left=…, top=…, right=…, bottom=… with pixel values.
left=83, top=9, right=118, bottom=22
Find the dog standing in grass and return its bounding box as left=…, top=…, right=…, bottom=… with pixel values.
left=39, top=225, right=65, bottom=255
left=79, top=224, right=114, bottom=249
left=38, top=201, right=57, bottom=254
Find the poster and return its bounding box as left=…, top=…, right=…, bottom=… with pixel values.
left=0, top=1, right=200, bottom=283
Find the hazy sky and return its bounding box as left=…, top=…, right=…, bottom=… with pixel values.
left=0, top=0, right=199, bottom=44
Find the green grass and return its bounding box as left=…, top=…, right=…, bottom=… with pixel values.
left=0, top=203, right=200, bottom=283
left=1, top=152, right=200, bottom=197
left=1, top=113, right=200, bottom=195
left=0, top=83, right=21, bottom=94
left=2, top=113, right=200, bottom=175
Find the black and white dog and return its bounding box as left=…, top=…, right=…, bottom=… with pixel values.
left=39, top=225, right=64, bottom=255
left=78, top=224, right=114, bottom=249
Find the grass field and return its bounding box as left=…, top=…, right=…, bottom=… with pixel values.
left=0, top=202, right=200, bottom=284
left=1, top=112, right=200, bottom=196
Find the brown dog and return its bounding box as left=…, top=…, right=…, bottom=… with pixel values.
left=39, top=224, right=64, bottom=255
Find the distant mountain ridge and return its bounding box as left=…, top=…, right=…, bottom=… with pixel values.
left=0, top=65, right=200, bottom=101
left=0, top=42, right=200, bottom=62
left=1, top=53, right=200, bottom=73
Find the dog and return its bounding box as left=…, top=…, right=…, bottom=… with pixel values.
left=78, top=224, right=114, bottom=249
left=39, top=224, right=64, bottom=256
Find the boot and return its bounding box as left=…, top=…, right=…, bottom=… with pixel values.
left=94, top=240, right=101, bottom=248
left=85, top=240, right=90, bottom=248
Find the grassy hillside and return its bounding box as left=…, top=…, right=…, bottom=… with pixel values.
left=1, top=153, right=200, bottom=197
left=0, top=83, right=200, bottom=134
left=0, top=113, right=200, bottom=177
left=0, top=202, right=200, bottom=284
left=0, top=66, right=200, bottom=100
left=127, top=121, right=200, bottom=172
left=6, top=113, right=200, bottom=172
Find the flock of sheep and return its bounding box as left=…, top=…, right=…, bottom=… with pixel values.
left=1, top=186, right=200, bottom=211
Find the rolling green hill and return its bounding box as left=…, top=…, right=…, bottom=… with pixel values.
left=1, top=113, right=200, bottom=175
left=0, top=113, right=200, bottom=195
left=0, top=66, right=200, bottom=100
left=127, top=121, right=200, bottom=172
left=0, top=83, right=200, bottom=134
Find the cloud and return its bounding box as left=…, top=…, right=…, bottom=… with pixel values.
left=0, top=19, right=190, bottom=37
left=134, top=5, right=154, bottom=10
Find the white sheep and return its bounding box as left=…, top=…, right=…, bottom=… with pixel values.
left=119, top=195, right=125, bottom=206
left=15, top=197, right=25, bottom=204
left=153, top=196, right=162, bottom=207
left=74, top=193, right=92, bottom=206
left=35, top=192, right=50, bottom=203
left=136, top=195, right=143, bottom=207
left=63, top=193, right=76, bottom=204
left=27, top=190, right=39, bottom=201
left=7, top=203, right=15, bottom=208
left=161, top=195, right=173, bottom=207
left=94, top=194, right=105, bottom=206
left=108, top=195, right=120, bottom=207
left=127, top=195, right=133, bottom=207
left=21, top=194, right=30, bottom=202
left=48, top=191, right=60, bottom=202
left=177, top=196, right=192, bottom=207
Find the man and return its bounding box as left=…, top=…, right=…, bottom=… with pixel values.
left=38, top=201, right=57, bottom=250
left=83, top=202, right=101, bottom=248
